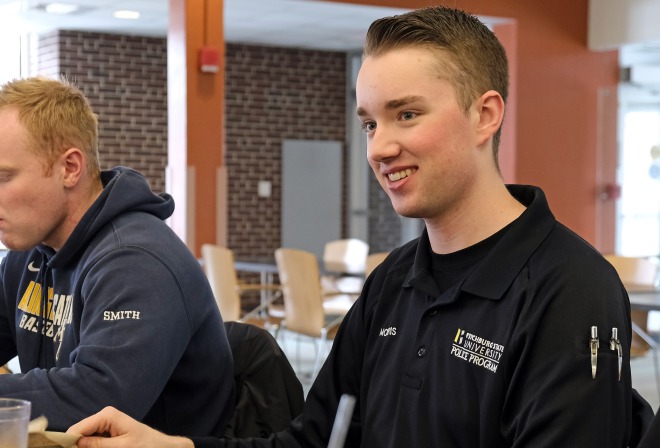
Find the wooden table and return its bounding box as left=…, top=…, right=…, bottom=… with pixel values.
left=627, top=284, right=660, bottom=402
left=627, top=284, right=660, bottom=312
left=234, top=258, right=279, bottom=311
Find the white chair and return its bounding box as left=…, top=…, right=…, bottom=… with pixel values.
left=321, top=239, right=369, bottom=296
left=323, top=238, right=369, bottom=275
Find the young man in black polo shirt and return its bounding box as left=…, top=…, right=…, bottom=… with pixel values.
left=69, top=6, right=651, bottom=447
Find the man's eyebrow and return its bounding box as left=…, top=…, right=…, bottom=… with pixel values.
left=385, top=95, right=424, bottom=110
left=356, top=95, right=424, bottom=117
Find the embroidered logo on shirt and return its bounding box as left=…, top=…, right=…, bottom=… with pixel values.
left=27, top=262, right=40, bottom=272
left=450, top=328, right=504, bottom=374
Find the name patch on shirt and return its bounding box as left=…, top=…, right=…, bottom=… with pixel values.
left=451, top=328, right=504, bottom=374
left=103, top=310, right=141, bottom=320
left=379, top=326, right=397, bottom=336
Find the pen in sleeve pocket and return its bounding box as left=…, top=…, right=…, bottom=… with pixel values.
left=610, top=327, right=622, bottom=381
left=590, top=326, right=599, bottom=379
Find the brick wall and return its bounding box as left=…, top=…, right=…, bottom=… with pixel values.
left=225, top=44, right=348, bottom=259
left=36, top=30, right=168, bottom=192
left=35, top=31, right=402, bottom=260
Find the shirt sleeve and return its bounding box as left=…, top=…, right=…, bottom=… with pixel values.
left=0, top=249, right=194, bottom=430
left=502, top=260, right=637, bottom=447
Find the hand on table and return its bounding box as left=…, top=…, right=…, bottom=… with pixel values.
left=67, top=406, right=194, bottom=448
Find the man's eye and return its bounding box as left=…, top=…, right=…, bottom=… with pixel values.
left=401, top=111, right=416, bottom=121
left=361, top=121, right=376, bottom=133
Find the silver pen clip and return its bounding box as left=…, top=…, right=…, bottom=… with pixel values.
left=610, top=327, right=622, bottom=381
left=590, top=326, right=599, bottom=379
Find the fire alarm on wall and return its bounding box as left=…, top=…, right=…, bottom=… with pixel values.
left=198, top=46, right=220, bottom=73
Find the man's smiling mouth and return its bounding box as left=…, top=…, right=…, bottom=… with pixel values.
left=388, top=168, right=417, bottom=181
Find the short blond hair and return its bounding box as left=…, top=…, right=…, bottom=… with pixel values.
left=364, top=6, right=509, bottom=169
left=0, top=76, right=100, bottom=176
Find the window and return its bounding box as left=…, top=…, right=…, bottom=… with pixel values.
left=0, top=32, right=23, bottom=84
left=617, top=107, right=660, bottom=256
left=0, top=30, right=24, bottom=253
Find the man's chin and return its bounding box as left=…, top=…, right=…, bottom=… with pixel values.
left=0, top=239, right=33, bottom=252
left=393, top=207, right=423, bottom=219
left=0, top=242, right=16, bottom=251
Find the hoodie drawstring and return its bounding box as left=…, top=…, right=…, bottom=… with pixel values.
left=36, top=252, right=53, bottom=368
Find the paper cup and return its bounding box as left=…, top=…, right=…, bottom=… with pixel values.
left=0, top=399, right=31, bottom=448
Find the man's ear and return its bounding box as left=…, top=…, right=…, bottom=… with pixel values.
left=60, top=147, right=85, bottom=188
left=475, top=90, right=505, bottom=147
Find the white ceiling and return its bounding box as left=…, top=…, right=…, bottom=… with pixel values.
left=0, top=0, right=411, bottom=51
left=0, top=0, right=657, bottom=101
left=1, top=0, right=654, bottom=57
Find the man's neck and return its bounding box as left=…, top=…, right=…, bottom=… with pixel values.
left=425, top=183, right=525, bottom=255
left=46, top=177, right=104, bottom=251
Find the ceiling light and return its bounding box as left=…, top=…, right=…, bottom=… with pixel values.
left=0, top=1, right=22, bottom=14
left=113, top=10, right=140, bottom=20
left=44, top=2, right=79, bottom=14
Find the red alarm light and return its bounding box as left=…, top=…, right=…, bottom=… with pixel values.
left=198, top=46, right=220, bottom=73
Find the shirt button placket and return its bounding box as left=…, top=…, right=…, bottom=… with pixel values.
left=416, top=310, right=435, bottom=357
left=406, top=307, right=435, bottom=378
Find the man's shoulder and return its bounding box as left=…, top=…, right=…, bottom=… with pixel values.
left=531, top=223, right=619, bottom=287
left=98, top=210, right=181, bottom=251
left=543, top=221, right=606, bottom=262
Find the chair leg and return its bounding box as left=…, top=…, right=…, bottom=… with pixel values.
left=271, top=323, right=280, bottom=340
left=276, top=322, right=287, bottom=346
left=312, top=329, right=328, bottom=382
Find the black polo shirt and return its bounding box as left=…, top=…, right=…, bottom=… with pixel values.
left=195, top=185, right=645, bottom=448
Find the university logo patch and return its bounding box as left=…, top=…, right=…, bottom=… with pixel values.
left=450, top=328, right=504, bottom=374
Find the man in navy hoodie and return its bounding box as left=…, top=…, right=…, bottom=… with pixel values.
left=0, top=76, right=234, bottom=436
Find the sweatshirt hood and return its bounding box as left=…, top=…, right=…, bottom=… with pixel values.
left=41, top=167, right=174, bottom=267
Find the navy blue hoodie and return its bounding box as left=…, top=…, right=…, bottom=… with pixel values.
left=0, top=167, right=234, bottom=435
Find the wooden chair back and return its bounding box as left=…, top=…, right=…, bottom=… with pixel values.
left=201, top=244, right=241, bottom=322
left=604, top=254, right=657, bottom=286
left=275, top=248, right=326, bottom=338
left=365, top=252, right=389, bottom=277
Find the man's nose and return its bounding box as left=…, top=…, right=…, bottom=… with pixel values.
left=367, top=127, right=400, bottom=163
